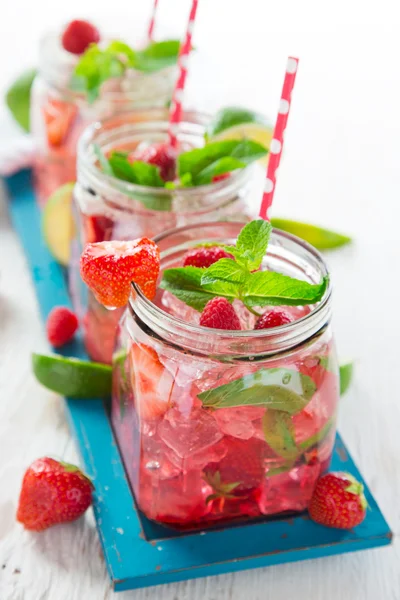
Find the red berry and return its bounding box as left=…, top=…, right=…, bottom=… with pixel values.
left=131, top=143, right=177, bottom=181
left=61, top=20, right=100, bottom=55
left=46, top=307, right=78, bottom=347
left=212, top=172, right=231, bottom=183
left=204, top=437, right=266, bottom=497
left=183, top=246, right=233, bottom=268
left=16, top=457, right=93, bottom=531
left=255, top=309, right=293, bottom=330
left=200, top=297, right=241, bottom=330
left=308, top=472, right=367, bottom=529
left=80, top=238, right=160, bottom=308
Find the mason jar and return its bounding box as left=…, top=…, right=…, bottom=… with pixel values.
left=70, top=109, right=261, bottom=364
left=30, top=33, right=177, bottom=206
left=111, top=221, right=339, bottom=529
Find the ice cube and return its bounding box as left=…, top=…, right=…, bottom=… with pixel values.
left=158, top=407, right=223, bottom=458
left=213, top=407, right=264, bottom=440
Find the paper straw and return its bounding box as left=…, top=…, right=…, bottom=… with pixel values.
left=147, top=0, right=159, bottom=41
left=259, top=57, right=299, bottom=220
left=168, top=0, right=199, bottom=148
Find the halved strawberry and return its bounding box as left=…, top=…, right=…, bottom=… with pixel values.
left=129, top=343, right=174, bottom=420
left=42, top=99, right=77, bottom=148
left=80, top=238, right=160, bottom=308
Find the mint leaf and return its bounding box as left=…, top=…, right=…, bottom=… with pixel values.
left=340, top=362, right=354, bottom=395
left=160, top=267, right=217, bottom=311
left=298, top=418, right=335, bottom=451
left=200, top=259, right=248, bottom=299
left=195, top=157, right=245, bottom=185
left=178, top=139, right=268, bottom=182
left=262, top=410, right=299, bottom=459
left=6, top=68, right=36, bottom=132
left=197, top=368, right=315, bottom=413
left=271, top=218, right=352, bottom=250
left=133, top=40, right=180, bottom=73
left=234, top=219, right=272, bottom=270
left=107, top=152, right=164, bottom=187
left=243, top=272, right=329, bottom=308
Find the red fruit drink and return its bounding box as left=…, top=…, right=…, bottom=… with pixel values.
left=70, top=109, right=261, bottom=364
left=31, top=30, right=178, bottom=206
left=110, top=221, right=340, bottom=529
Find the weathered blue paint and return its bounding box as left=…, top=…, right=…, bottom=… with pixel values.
left=5, top=170, right=393, bottom=592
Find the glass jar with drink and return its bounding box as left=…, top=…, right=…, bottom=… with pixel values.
left=79, top=219, right=340, bottom=529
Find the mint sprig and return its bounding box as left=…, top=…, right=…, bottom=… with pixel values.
left=71, top=39, right=180, bottom=103
left=161, top=220, right=329, bottom=311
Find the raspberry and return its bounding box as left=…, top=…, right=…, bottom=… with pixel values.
left=80, top=238, right=160, bottom=308
left=61, top=20, right=100, bottom=55
left=183, top=247, right=233, bottom=268
left=255, top=309, right=293, bottom=330
left=46, top=307, right=79, bottom=347
left=131, top=143, right=177, bottom=181
left=200, top=297, right=241, bottom=330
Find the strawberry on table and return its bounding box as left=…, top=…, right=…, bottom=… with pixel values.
left=46, top=306, right=79, bottom=347
left=16, top=457, right=93, bottom=531
left=200, top=297, right=241, bottom=330
left=308, top=472, right=367, bottom=529
left=61, top=20, right=101, bottom=55
left=80, top=238, right=160, bottom=308
left=183, top=246, right=233, bottom=268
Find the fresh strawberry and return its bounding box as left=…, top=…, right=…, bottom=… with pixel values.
left=308, top=472, right=367, bottom=529
left=61, top=20, right=100, bottom=55
left=212, top=172, right=231, bottom=183
left=131, top=143, right=177, bottom=181
left=129, top=343, right=174, bottom=420
left=204, top=437, right=266, bottom=498
left=46, top=306, right=79, bottom=347
left=200, top=297, right=241, bottom=330
left=16, top=457, right=93, bottom=531
left=80, top=238, right=160, bottom=308
left=42, top=99, right=77, bottom=148
left=255, top=309, right=293, bottom=329
left=183, top=246, right=233, bottom=268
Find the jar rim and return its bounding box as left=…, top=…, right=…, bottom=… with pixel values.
left=130, top=221, right=332, bottom=357
left=77, top=108, right=255, bottom=198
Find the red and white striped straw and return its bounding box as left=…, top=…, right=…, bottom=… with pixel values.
left=147, top=0, right=159, bottom=41
left=168, top=0, right=199, bottom=148
left=259, top=57, right=299, bottom=220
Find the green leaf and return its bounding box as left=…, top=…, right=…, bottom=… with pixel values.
left=243, top=271, right=329, bottom=308
left=340, top=362, right=354, bottom=395
left=270, top=218, right=352, bottom=250
left=178, top=139, right=268, bottom=182
left=200, top=259, right=248, bottom=299
left=133, top=40, right=180, bottom=73
left=197, top=368, right=316, bottom=414
left=235, top=219, right=272, bottom=270
left=298, top=418, right=335, bottom=451
left=107, top=152, right=164, bottom=187
left=5, top=69, right=36, bottom=132
left=267, top=462, right=296, bottom=477
left=262, top=410, right=299, bottom=459
left=93, top=144, right=113, bottom=176
left=160, top=267, right=218, bottom=311
left=194, top=157, right=245, bottom=185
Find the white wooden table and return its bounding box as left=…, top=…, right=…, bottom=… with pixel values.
left=0, top=1, right=399, bottom=598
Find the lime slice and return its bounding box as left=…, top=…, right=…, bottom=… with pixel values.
left=270, top=218, right=352, bottom=250
left=42, top=182, right=76, bottom=265
left=6, top=69, right=36, bottom=132
left=207, top=107, right=273, bottom=164
left=32, top=353, right=112, bottom=398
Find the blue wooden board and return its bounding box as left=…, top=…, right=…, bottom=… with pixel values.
left=5, top=170, right=393, bottom=592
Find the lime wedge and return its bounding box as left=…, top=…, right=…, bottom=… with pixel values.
left=340, top=362, right=354, bottom=395
left=32, top=353, right=112, bottom=398
left=207, top=107, right=273, bottom=164
left=270, top=218, right=352, bottom=250
left=6, top=69, right=36, bottom=132
left=42, top=182, right=76, bottom=265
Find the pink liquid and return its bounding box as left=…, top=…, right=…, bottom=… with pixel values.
left=111, top=280, right=339, bottom=529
